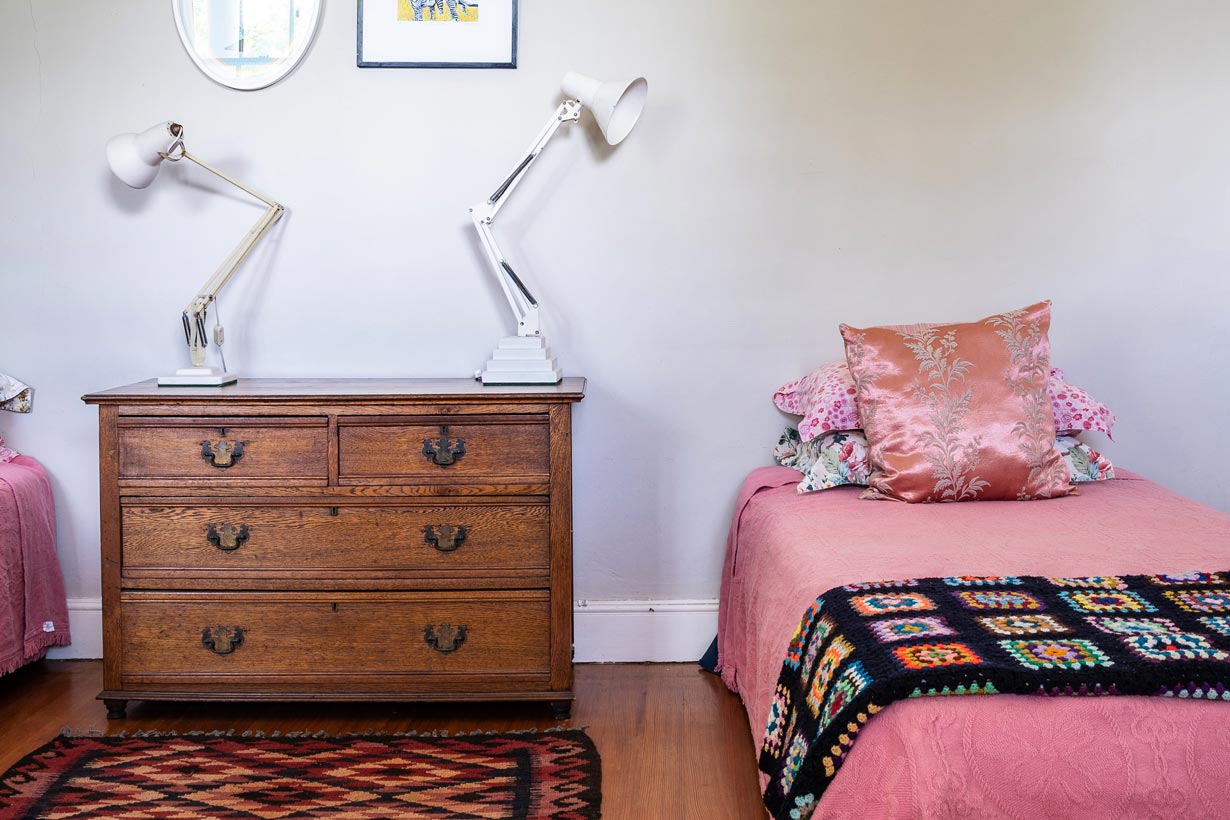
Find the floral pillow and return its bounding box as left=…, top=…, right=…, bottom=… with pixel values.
left=775, top=428, right=871, bottom=493
left=1056, top=434, right=1115, bottom=483
left=776, top=362, right=1115, bottom=441
left=0, top=372, right=32, bottom=414
left=841, top=301, right=1074, bottom=503
left=0, top=436, right=19, bottom=463
left=776, top=429, right=1113, bottom=495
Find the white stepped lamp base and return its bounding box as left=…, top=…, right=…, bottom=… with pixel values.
left=480, top=336, right=562, bottom=385
left=158, top=367, right=238, bottom=387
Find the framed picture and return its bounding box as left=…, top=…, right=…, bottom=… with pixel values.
left=358, top=0, right=518, bottom=69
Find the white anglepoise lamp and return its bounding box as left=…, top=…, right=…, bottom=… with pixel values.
left=106, top=121, right=285, bottom=387
left=471, top=71, right=648, bottom=384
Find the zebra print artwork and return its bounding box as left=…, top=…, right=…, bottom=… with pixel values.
left=360, top=0, right=514, bottom=68
left=403, top=0, right=478, bottom=22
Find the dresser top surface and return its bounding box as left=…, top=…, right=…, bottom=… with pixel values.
left=83, top=377, right=587, bottom=405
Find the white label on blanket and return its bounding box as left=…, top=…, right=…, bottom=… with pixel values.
left=43, top=621, right=55, bottom=632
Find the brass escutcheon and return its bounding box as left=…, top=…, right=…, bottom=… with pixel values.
left=424, top=624, right=467, bottom=653
left=423, top=524, right=467, bottom=552
left=201, top=625, right=245, bottom=655
left=201, top=438, right=246, bottom=468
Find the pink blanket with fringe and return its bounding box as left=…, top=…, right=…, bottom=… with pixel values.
left=718, top=466, right=1230, bottom=819
left=0, top=456, right=70, bottom=675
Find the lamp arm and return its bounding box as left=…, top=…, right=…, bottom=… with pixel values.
left=469, top=100, right=581, bottom=337
left=485, top=100, right=581, bottom=220
left=176, top=150, right=285, bottom=367
left=180, top=150, right=280, bottom=208
left=471, top=212, right=539, bottom=336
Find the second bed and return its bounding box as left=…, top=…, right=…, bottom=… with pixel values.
left=718, top=466, right=1230, bottom=819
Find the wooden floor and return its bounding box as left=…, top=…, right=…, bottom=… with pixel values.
left=0, top=661, right=766, bottom=819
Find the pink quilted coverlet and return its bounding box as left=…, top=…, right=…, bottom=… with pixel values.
left=0, top=456, right=70, bottom=675
left=718, top=467, right=1230, bottom=820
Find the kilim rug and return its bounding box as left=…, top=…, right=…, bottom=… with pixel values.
left=0, top=730, right=601, bottom=819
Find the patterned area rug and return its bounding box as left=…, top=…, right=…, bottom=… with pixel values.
left=0, top=731, right=601, bottom=819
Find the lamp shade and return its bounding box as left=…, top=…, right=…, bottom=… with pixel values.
left=106, top=121, right=179, bottom=188
left=561, top=72, right=648, bottom=146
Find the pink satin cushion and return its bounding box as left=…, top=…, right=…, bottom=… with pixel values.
left=776, top=364, right=1116, bottom=441
left=840, top=301, right=1076, bottom=503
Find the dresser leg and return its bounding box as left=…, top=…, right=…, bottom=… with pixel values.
left=104, top=699, right=128, bottom=720
left=550, top=700, right=572, bottom=721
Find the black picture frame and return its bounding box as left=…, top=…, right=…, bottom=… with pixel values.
left=357, top=0, right=518, bottom=69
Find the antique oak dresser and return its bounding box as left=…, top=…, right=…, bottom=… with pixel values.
left=83, top=378, right=585, bottom=719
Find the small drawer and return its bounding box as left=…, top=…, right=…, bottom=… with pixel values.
left=117, top=417, right=328, bottom=481
left=338, top=416, right=549, bottom=482
left=121, top=502, right=550, bottom=577
left=119, top=591, right=551, bottom=681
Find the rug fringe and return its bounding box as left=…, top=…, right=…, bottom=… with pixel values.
left=60, top=726, right=585, bottom=740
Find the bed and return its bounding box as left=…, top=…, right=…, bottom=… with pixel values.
left=718, top=466, right=1230, bottom=819
left=0, top=455, right=70, bottom=676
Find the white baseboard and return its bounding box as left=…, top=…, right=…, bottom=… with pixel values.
left=42, top=597, right=719, bottom=664
left=46, top=598, right=103, bottom=660
left=574, top=599, right=718, bottom=663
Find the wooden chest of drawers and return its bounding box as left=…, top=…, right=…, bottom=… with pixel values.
left=83, top=378, right=584, bottom=719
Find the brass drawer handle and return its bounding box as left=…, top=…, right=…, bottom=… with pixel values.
left=422, top=437, right=465, bottom=467
left=424, top=624, right=467, bottom=653
left=206, top=523, right=250, bottom=551
left=201, top=438, right=246, bottom=468
left=201, top=625, right=245, bottom=655
left=423, top=524, right=467, bottom=552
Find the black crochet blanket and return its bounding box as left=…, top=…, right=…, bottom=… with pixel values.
left=758, top=572, right=1230, bottom=820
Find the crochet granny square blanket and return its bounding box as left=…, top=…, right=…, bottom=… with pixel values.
left=759, top=572, right=1230, bottom=819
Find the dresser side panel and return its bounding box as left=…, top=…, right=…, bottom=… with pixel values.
left=548, top=402, right=575, bottom=693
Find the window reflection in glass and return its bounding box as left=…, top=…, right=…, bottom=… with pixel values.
left=175, top=0, right=321, bottom=90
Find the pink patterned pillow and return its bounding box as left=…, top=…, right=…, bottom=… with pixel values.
left=773, top=362, right=861, bottom=440
left=1049, top=368, right=1116, bottom=439
left=775, top=363, right=1115, bottom=441
left=0, top=436, right=18, bottom=463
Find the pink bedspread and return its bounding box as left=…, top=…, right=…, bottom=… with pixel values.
left=0, top=456, right=70, bottom=675
left=718, top=467, right=1230, bottom=820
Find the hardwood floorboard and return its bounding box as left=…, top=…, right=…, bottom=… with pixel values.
left=0, top=661, right=767, bottom=819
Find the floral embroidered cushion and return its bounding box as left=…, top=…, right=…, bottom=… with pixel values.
left=776, top=363, right=1116, bottom=442
left=776, top=428, right=1113, bottom=495
left=840, top=301, right=1075, bottom=503
left=0, top=436, right=18, bottom=463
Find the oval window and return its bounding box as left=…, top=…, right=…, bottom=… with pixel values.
left=173, top=0, right=323, bottom=91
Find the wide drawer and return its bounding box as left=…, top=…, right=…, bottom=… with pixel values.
left=118, top=417, right=328, bottom=481
left=338, top=416, right=549, bottom=482
left=119, top=591, right=551, bottom=685
left=121, top=502, right=550, bottom=577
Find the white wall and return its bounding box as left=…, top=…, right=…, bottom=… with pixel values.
left=2, top=2, right=1228, bottom=624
